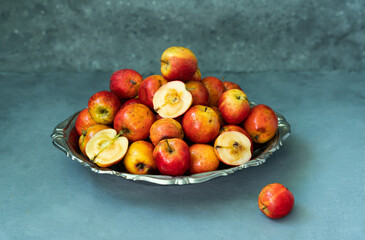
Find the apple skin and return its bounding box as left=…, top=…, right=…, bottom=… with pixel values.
left=223, top=81, right=242, bottom=91
left=210, top=106, right=225, bottom=128
left=160, top=46, right=198, bottom=82
left=185, top=80, right=209, bottom=106
left=138, top=75, right=168, bottom=109
left=190, top=67, right=201, bottom=81
left=220, top=125, right=253, bottom=153
left=124, top=140, right=156, bottom=175
left=75, top=108, right=98, bottom=136
left=113, top=103, right=155, bottom=142
left=110, top=69, right=143, bottom=100
left=258, top=183, right=295, bottom=219
left=149, top=118, right=184, bottom=146
left=201, top=76, right=225, bottom=107
left=243, top=104, right=278, bottom=144
left=78, top=124, right=110, bottom=156
left=182, top=105, right=220, bottom=144
left=189, top=144, right=220, bottom=174
left=120, top=98, right=143, bottom=109
left=153, top=138, right=191, bottom=176
left=88, top=90, right=121, bottom=125
left=218, top=89, right=250, bottom=124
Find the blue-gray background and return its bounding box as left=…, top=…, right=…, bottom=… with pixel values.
left=1, top=0, right=364, bottom=73
left=1, top=1, right=365, bottom=240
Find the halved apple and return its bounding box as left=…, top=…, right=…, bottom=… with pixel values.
left=214, top=131, right=252, bottom=166
left=153, top=81, right=192, bottom=118
left=85, top=129, right=128, bottom=167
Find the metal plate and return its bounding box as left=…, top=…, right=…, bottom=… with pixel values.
left=51, top=104, right=290, bottom=185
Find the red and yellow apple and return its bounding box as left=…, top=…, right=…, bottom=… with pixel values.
left=149, top=118, right=184, bottom=146
left=153, top=138, right=191, bottom=176
left=243, top=104, right=278, bottom=144
left=113, top=103, right=155, bottom=142
left=123, top=140, right=156, bottom=175
left=120, top=98, right=142, bottom=109
left=79, top=124, right=111, bottom=156
left=218, top=89, right=250, bottom=124
left=138, top=75, right=168, bottom=109
left=258, top=183, right=295, bottom=219
left=185, top=80, right=209, bottom=106
left=88, top=90, right=121, bottom=125
left=190, top=67, right=201, bottom=81
left=75, top=108, right=98, bottom=136
left=110, top=69, right=143, bottom=100
left=189, top=144, right=220, bottom=174
left=160, top=46, right=198, bottom=82
left=201, top=76, right=225, bottom=107
left=223, top=81, right=242, bottom=91
left=182, top=105, right=220, bottom=144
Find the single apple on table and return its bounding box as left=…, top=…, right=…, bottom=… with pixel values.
left=214, top=130, right=252, bottom=166
left=75, top=108, right=98, bottom=136
left=113, top=103, right=155, bottom=142
left=160, top=46, right=198, bottom=82
left=149, top=118, right=184, bottom=146
left=138, top=75, right=168, bottom=109
left=189, top=144, right=220, bottom=174
left=88, top=90, right=121, bottom=125
left=123, top=140, right=156, bottom=175
left=182, top=105, right=220, bottom=144
left=201, top=76, right=225, bottom=107
left=218, top=89, right=250, bottom=124
left=185, top=80, right=209, bottom=106
left=110, top=69, right=143, bottom=100
left=153, top=138, right=191, bottom=176
left=153, top=81, right=192, bottom=119
left=243, top=104, right=278, bottom=144
left=258, top=183, right=295, bottom=219
left=79, top=124, right=111, bottom=156
left=85, top=128, right=129, bottom=168
left=223, top=81, right=242, bottom=91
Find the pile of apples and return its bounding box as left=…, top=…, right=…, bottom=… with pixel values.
left=75, top=46, right=279, bottom=176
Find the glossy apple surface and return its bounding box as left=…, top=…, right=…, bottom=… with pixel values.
left=124, top=141, right=156, bottom=175
left=113, top=103, right=155, bottom=142
left=110, top=69, right=143, bottom=100
left=153, top=138, right=191, bottom=176
left=258, top=183, right=295, bottom=219
left=189, top=144, right=220, bottom=174
left=160, top=46, right=198, bottom=82
left=138, top=75, right=168, bottom=109
left=218, top=89, right=250, bottom=124
left=75, top=108, right=98, bottom=136
left=149, top=118, right=184, bottom=146
left=88, top=90, right=121, bottom=125
left=243, top=104, right=278, bottom=144
left=201, top=76, right=225, bottom=107
left=182, top=105, right=220, bottom=144
left=185, top=80, right=209, bottom=106
left=223, top=81, right=242, bottom=91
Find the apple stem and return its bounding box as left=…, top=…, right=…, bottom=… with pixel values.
left=220, top=77, right=225, bottom=81
left=165, top=139, right=173, bottom=153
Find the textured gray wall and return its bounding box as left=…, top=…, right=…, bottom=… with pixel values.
left=1, top=0, right=365, bottom=74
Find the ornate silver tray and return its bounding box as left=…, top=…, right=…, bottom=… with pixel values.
left=51, top=103, right=290, bottom=185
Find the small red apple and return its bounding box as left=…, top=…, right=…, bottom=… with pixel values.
left=258, top=183, right=295, bottom=219
left=185, top=80, right=209, bottom=106
left=138, top=75, right=168, bottom=109
left=120, top=98, right=142, bottom=109
left=160, top=46, right=198, bottom=82
left=149, top=118, right=184, bottom=146
left=75, top=108, right=98, bottom=136
left=243, top=104, right=278, bottom=144
left=218, top=89, right=250, bottom=124
left=110, top=69, right=143, bottom=100
left=113, top=103, right=155, bottom=142
left=189, top=144, right=220, bottom=174
left=223, top=81, right=242, bottom=91
left=88, top=90, right=121, bottom=125
left=182, top=105, right=220, bottom=144
left=153, top=138, right=191, bottom=176
left=201, top=76, right=225, bottom=107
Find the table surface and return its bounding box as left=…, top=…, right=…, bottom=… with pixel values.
left=1, top=70, right=364, bottom=240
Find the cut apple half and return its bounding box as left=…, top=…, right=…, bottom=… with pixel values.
left=85, top=128, right=129, bottom=167
left=214, top=131, right=252, bottom=166
left=153, top=81, right=192, bottom=118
